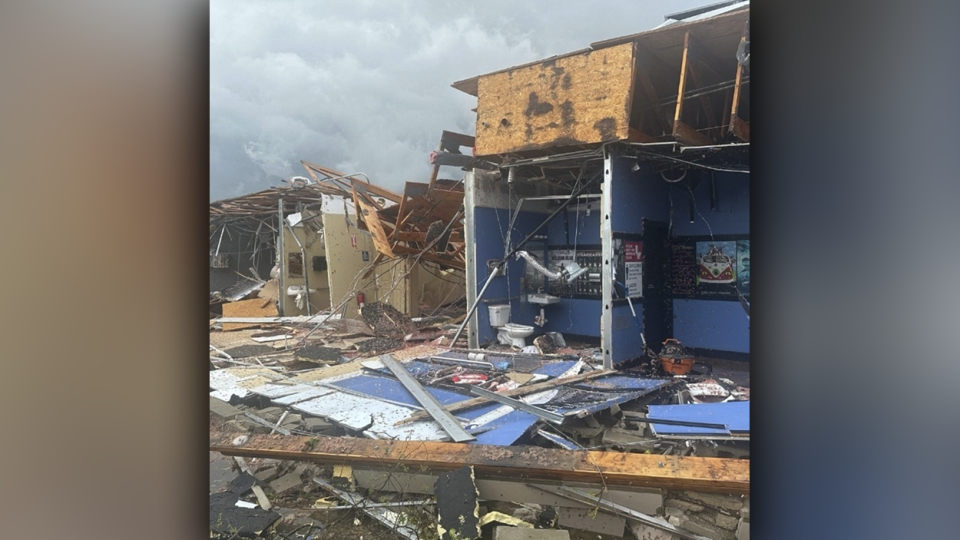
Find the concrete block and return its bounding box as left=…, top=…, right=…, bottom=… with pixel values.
left=664, top=498, right=705, bottom=513
left=740, top=497, right=750, bottom=520
left=280, top=413, right=303, bottom=426
left=736, top=518, right=750, bottom=540
left=664, top=506, right=685, bottom=519
left=680, top=515, right=736, bottom=540
left=557, top=506, right=625, bottom=537
left=493, top=526, right=571, bottom=540
left=210, top=396, right=243, bottom=419
left=304, top=417, right=336, bottom=433
left=221, top=419, right=250, bottom=433
left=715, top=512, right=740, bottom=530
left=628, top=521, right=684, bottom=540
left=253, top=466, right=279, bottom=484
left=681, top=491, right=744, bottom=512
left=256, top=407, right=284, bottom=423
left=269, top=472, right=303, bottom=494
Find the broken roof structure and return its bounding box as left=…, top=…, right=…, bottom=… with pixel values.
left=211, top=4, right=750, bottom=539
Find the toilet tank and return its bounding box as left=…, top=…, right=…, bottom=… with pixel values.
left=488, top=304, right=510, bottom=327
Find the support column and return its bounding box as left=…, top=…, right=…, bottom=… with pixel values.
left=601, top=151, right=615, bottom=369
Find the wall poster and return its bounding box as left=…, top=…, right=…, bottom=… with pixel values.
left=736, top=240, right=750, bottom=297
left=670, top=236, right=749, bottom=300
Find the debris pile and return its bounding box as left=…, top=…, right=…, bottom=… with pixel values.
left=210, top=315, right=749, bottom=539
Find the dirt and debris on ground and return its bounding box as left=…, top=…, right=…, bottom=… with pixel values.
left=295, top=345, right=344, bottom=363
left=361, top=301, right=418, bottom=338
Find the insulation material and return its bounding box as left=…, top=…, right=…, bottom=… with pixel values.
left=475, top=42, right=636, bottom=156
left=221, top=297, right=279, bottom=331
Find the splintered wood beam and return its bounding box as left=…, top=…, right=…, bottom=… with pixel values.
left=354, top=196, right=396, bottom=258
left=210, top=433, right=750, bottom=495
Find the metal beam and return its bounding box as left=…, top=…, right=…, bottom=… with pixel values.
left=468, top=386, right=566, bottom=424
left=313, top=476, right=420, bottom=540
left=378, top=354, right=475, bottom=443
left=532, top=485, right=711, bottom=540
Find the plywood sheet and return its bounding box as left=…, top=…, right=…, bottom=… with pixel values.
left=221, top=298, right=279, bottom=331
left=475, top=42, right=636, bottom=156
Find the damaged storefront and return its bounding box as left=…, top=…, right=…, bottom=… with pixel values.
left=210, top=3, right=750, bottom=540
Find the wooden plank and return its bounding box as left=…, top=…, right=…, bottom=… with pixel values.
left=475, top=42, right=636, bottom=156
left=730, top=115, right=750, bottom=142
left=440, top=130, right=476, bottom=149
left=673, top=120, right=714, bottom=146
left=396, top=369, right=617, bottom=425
left=354, top=196, right=396, bottom=258
left=729, top=26, right=750, bottom=142
left=628, top=127, right=658, bottom=143
left=673, top=32, right=692, bottom=141
left=211, top=433, right=750, bottom=494
left=233, top=457, right=273, bottom=510
left=673, top=32, right=715, bottom=146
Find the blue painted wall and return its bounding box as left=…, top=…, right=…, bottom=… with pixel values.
left=666, top=170, right=750, bottom=355
left=546, top=207, right=601, bottom=245
left=470, top=164, right=749, bottom=356
left=667, top=170, right=749, bottom=236
left=673, top=299, right=750, bottom=353
left=611, top=160, right=671, bottom=231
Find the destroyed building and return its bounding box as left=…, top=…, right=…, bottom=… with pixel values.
left=211, top=3, right=751, bottom=540
left=210, top=169, right=467, bottom=322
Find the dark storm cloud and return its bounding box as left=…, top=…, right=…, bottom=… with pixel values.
left=210, top=0, right=709, bottom=200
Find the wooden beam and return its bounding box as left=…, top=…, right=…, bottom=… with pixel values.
left=730, top=115, right=750, bottom=142
left=211, top=433, right=750, bottom=494
left=673, top=32, right=692, bottom=142
left=674, top=32, right=715, bottom=146
left=729, top=24, right=750, bottom=142
left=628, top=127, right=658, bottom=143
left=354, top=196, right=396, bottom=258
left=673, top=119, right=714, bottom=146
left=635, top=66, right=673, bottom=135
left=397, top=369, right=617, bottom=425
left=686, top=63, right=719, bottom=132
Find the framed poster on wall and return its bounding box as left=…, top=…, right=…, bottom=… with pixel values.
left=671, top=235, right=749, bottom=300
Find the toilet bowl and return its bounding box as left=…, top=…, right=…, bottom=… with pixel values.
left=497, top=322, right=535, bottom=348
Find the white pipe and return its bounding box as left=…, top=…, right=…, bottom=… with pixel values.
left=515, top=251, right=563, bottom=281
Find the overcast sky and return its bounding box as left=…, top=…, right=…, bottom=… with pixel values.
left=210, top=0, right=713, bottom=201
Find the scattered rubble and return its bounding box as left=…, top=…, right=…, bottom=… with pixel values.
left=360, top=301, right=418, bottom=338
left=209, top=5, right=752, bottom=538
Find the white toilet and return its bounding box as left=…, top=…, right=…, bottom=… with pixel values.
left=488, top=304, right=535, bottom=348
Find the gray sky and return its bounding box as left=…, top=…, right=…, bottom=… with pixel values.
left=210, top=0, right=711, bottom=201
